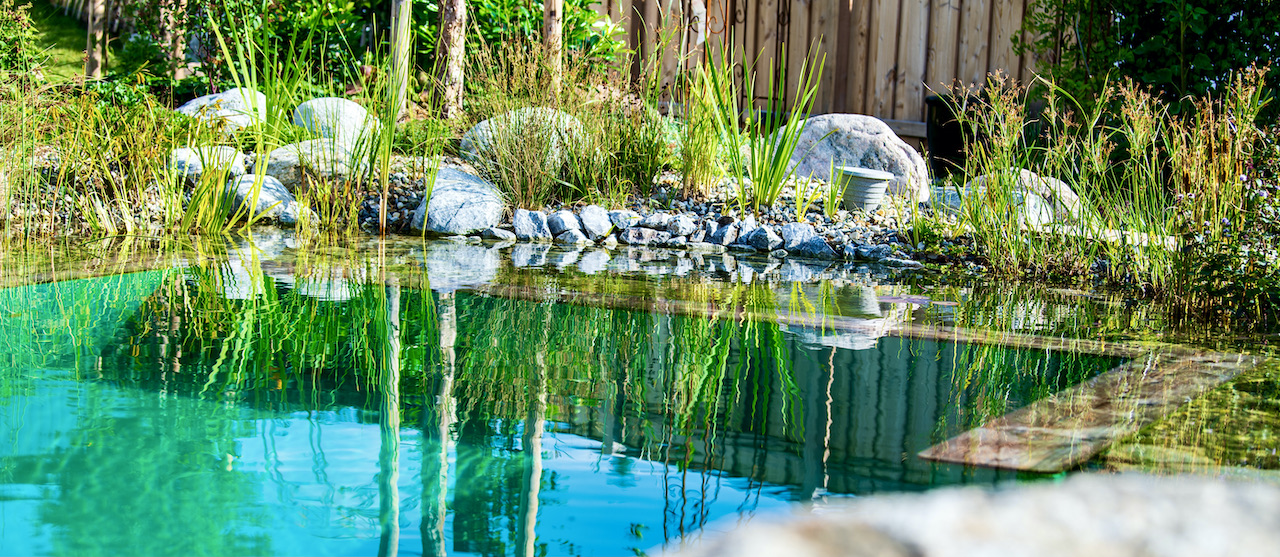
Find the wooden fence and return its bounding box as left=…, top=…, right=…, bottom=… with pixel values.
left=598, top=0, right=1042, bottom=138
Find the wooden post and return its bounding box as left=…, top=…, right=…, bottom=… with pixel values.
left=85, top=0, right=104, bottom=79
left=437, top=0, right=467, bottom=118
left=544, top=0, right=564, bottom=98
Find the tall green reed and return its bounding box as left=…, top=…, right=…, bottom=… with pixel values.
left=704, top=42, right=826, bottom=216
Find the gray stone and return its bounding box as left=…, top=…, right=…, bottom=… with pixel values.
left=461, top=107, right=583, bottom=175
left=689, top=229, right=707, bottom=243
left=511, top=243, right=549, bottom=267
left=940, top=168, right=1077, bottom=226
left=263, top=139, right=363, bottom=190
left=619, top=227, right=667, bottom=246
left=410, top=167, right=504, bottom=236
left=668, top=474, right=1280, bottom=557
left=555, top=228, right=589, bottom=245
left=602, top=233, right=618, bottom=247
left=640, top=212, right=673, bottom=229
left=665, top=235, right=688, bottom=248
left=741, top=225, right=783, bottom=251
left=769, top=249, right=788, bottom=258
left=853, top=244, right=894, bottom=261
left=170, top=146, right=245, bottom=186
left=224, top=174, right=313, bottom=227
left=579, top=205, right=613, bottom=241
left=175, top=88, right=267, bottom=130
left=481, top=227, right=516, bottom=241
left=609, top=209, right=642, bottom=229
left=293, top=97, right=380, bottom=155
left=784, top=114, right=930, bottom=204
left=547, top=209, right=580, bottom=236
left=790, top=236, right=839, bottom=260
left=513, top=209, right=552, bottom=241
left=709, top=221, right=739, bottom=246
left=667, top=214, right=698, bottom=237
left=780, top=222, right=818, bottom=251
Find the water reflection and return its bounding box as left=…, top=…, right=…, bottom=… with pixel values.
left=0, top=237, right=1127, bottom=556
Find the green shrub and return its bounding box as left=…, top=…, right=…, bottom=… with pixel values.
left=0, top=0, right=39, bottom=80
left=1019, top=0, right=1280, bottom=119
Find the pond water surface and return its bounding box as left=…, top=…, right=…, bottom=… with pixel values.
left=0, top=233, right=1185, bottom=556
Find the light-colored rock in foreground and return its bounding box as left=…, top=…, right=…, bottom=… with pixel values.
left=170, top=146, right=245, bottom=186
left=667, top=474, right=1280, bottom=557
left=292, top=97, right=380, bottom=153
left=785, top=114, right=931, bottom=204
left=175, top=88, right=267, bottom=131
left=263, top=139, right=363, bottom=190
left=410, top=167, right=504, bottom=236
left=224, top=174, right=313, bottom=227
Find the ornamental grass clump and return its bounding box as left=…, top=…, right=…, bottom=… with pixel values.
left=704, top=42, right=826, bottom=216
left=936, top=65, right=1271, bottom=295
left=465, top=39, right=668, bottom=209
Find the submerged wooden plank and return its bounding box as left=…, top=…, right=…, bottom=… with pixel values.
left=918, top=350, right=1265, bottom=473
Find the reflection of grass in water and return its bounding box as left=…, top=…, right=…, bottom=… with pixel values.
left=1118, top=361, right=1280, bottom=471
left=938, top=342, right=1117, bottom=434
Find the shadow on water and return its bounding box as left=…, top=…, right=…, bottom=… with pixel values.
left=0, top=232, right=1212, bottom=556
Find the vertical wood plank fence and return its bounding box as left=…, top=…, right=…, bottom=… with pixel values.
left=597, top=0, right=1043, bottom=138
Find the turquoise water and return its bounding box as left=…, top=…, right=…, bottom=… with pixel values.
left=0, top=248, right=1121, bottom=556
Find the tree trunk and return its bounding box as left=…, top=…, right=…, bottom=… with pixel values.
left=543, top=0, right=564, bottom=98
left=85, top=0, right=105, bottom=79
left=437, top=0, right=467, bottom=119
left=388, top=0, right=413, bottom=120
left=382, top=0, right=413, bottom=234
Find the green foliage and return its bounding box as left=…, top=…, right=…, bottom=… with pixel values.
left=0, top=0, right=39, bottom=79
left=1019, top=0, right=1280, bottom=119
left=415, top=0, right=625, bottom=74
left=707, top=43, right=827, bottom=216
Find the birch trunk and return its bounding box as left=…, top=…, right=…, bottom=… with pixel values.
left=437, top=0, right=467, bottom=118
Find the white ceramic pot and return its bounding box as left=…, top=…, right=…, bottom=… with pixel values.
left=837, top=166, right=896, bottom=212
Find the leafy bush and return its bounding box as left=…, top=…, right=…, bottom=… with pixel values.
left=415, top=0, right=625, bottom=74
left=1019, top=0, right=1280, bottom=119
left=0, top=0, right=39, bottom=79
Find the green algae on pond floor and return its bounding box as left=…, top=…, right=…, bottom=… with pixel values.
left=0, top=233, right=1266, bottom=556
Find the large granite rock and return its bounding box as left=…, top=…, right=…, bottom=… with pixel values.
left=170, top=146, right=245, bottom=186
left=293, top=97, right=380, bottom=154
left=263, top=139, right=364, bottom=190
left=667, top=474, right=1280, bottom=557
left=961, top=168, right=1081, bottom=220
left=224, top=174, right=313, bottom=227
left=176, top=88, right=267, bottom=131
left=410, top=168, right=505, bottom=235
left=784, top=114, right=930, bottom=203
left=936, top=170, right=1062, bottom=229
left=461, top=107, right=583, bottom=174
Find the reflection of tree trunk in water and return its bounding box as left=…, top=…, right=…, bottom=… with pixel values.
left=516, top=351, right=547, bottom=557
left=378, top=284, right=402, bottom=557
left=422, top=291, right=455, bottom=557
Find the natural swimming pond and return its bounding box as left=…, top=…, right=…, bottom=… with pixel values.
left=0, top=234, right=1255, bottom=556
